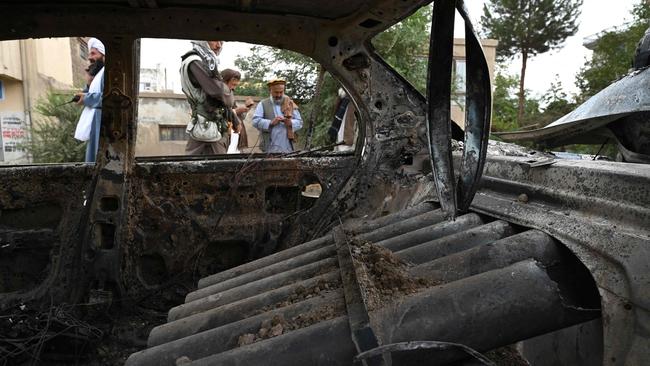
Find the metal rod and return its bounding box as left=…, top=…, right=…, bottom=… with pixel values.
left=356, top=209, right=447, bottom=243
left=197, top=203, right=439, bottom=289
left=344, top=202, right=440, bottom=234
left=197, top=235, right=331, bottom=289
left=171, top=260, right=598, bottom=366
left=149, top=271, right=340, bottom=347
left=333, top=227, right=383, bottom=366
left=377, top=213, right=484, bottom=252
left=379, top=260, right=599, bottom=365
left=456, top=0, right=492, bottom=212
left=125, top=290, right=345, bottom=366
left=426, top=0, right=457, bottom=217
left=410, top=230, right=559, bottom=282
left=187, top=245, right=336, bottom=302
left=169, top=257, right=338, bottom=321
left=395, top=220, right=514, bottom=265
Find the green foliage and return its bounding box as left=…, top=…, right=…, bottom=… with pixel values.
left=233, top=48, right=271, bottom=97
left=491, top=68, right=542, bottom=131
left=537, top=76, right=577, bottom=126
left=481, top=0, right=582, bottom=61
left=234, top=46, right=318, bottom=103
left=302, top=74, right=341, bottom=148
left=481, top=0, right=582, bottom=123
left=491, top=71, right=520, bottom=132
left=24, top=91, right=86, bottom=163
left=372, top=5, right=432, bottom=94
left=576, top=1, right=650, bottom=100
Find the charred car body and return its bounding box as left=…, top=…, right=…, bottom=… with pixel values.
left=0, top=1, right=648, bottom=365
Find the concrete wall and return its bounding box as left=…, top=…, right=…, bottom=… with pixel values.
left=0, top=37, right=83, bottom=163
left=136, top=93, right=191, bottom=156
left=0, top=41, right=23, bottom=81
left=35, top=38, right=74, bottom=86
left=0, top=77, right=25, bottom=111
left=70, top=37, right=90, bottom=88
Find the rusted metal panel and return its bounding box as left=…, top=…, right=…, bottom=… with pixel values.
left=457, top=0, right=492, bottom=212
left=470, top=154, right=650, bottom=365
left=0, top=164, right=93, bottom=307
left=426, top=0, right=457, bottom=217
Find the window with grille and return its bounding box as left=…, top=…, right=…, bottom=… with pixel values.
left=79, top=39, right=88, bottom=60
left=159, top=125, right=187, bottom=141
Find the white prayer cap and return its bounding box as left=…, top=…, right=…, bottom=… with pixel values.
left=88, top=37, right=105, bottom=55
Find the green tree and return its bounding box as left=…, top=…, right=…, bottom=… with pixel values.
left=481, top=0, right=582, bottom=126
left=234, top=46, right=318, bottom=103
left=537, top=76, right=576, bottom=127
left=491, top=71, right=520, bottom=132
left=24, top=91, right=86, bottom=163
left=371, top=5, right=432, bottom=94
left=576, top=2, right=650, bottom=100
left=491, top=67, right=542, bottom=132
left=233, top=48, right=271, bottom=97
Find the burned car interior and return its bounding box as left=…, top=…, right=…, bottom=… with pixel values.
left=0, top=0, right=649, bottom=365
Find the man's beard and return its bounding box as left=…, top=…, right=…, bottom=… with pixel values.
left=272, top=95, right=283, bottom=105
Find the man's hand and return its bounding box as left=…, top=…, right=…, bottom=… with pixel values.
left=271, top=116, right=284, bottom=126
left=75, top=93, right=85, bottom=105
left=283, top=117, right=292, bottom=127
left=234, top=106, right=249, bottom=115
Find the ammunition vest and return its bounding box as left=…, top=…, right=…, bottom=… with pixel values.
left=180, top=54, right=228, bottom=134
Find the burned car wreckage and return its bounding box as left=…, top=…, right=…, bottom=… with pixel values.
left=0, top=0, right=649, bottom=365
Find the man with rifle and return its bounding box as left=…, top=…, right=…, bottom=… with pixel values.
left=73, top=37, right=105, bottom=163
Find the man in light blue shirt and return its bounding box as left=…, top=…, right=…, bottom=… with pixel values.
left=252, top=79, right=303, bottom=153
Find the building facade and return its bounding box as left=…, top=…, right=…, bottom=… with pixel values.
left=139, top=63, right=172, bottom=93
left=0, top=37, right=88, bottom=164
left=451, top=38, right=498, bottom=129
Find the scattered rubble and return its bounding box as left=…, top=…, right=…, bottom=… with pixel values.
left=485, top=345, right=531, bottom=366
left=238, top=303, right=342, bottom=348
left=349, top=239, right=434, bottom=311
left=256, top=277, right=341, bottom=314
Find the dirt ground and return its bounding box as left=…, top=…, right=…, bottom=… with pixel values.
left=349, top=239, right=435, bottom=311
left=237, top=302, right=344, bottom=347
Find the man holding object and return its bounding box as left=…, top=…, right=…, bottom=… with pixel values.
left=252, top=79, right=302, bottom=153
